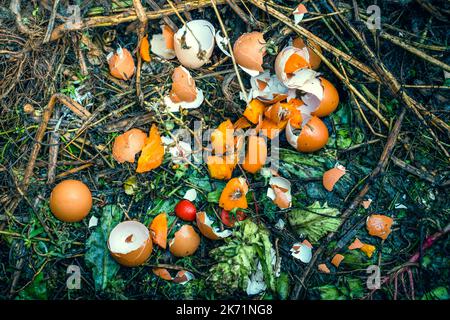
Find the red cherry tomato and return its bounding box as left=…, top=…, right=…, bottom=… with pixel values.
left=174, top=199, right=197, bottom=221
left=220, top=209, right=246, bottom=227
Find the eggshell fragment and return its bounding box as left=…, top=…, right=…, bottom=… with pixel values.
left=362, top=198, right=373, bottom=209
left=290, top=241, right=312, bottom=263
left=293, top=37, right=322, bottom=70
left=112, top=128, right=147, bottom=163
left=331, top=254, right=345, bottom=268
left=49, top=180, right=92, bottom=222
left=150, top=25, right=176, bottom=60
left=322, top=164, right=346, bottom=191
left=173, top=270, right=195, bottom=284
left=149, top=213, right=168, bottom=249
left=107, top=47, right=135, bottom=80
left=366, top=215, right=393, bottom=240
left=318, top=264, right=331, bottom=273
left=293, top=4, right=308, bottom=25
left=249, top=72, right=289, bottom=104
left=164, top=66, right=204, bottom=112
left=108, top=221, right=153, bottom=267
left=275, top=46, right=316, bottom=87
left=153, top=268, right=173, bottom=281
left=286, top=116, right=329, bottom=153
left=233, top=32, right=266, bottom=76
left=169, top=225, right=200, bottom=257
left=174, top=20, right=215, bottom=69
left=348, top=238, right=364, bottom=250
left=267, top=176, right=292, bottom=209
left=196, top=211, right=232, bottom=240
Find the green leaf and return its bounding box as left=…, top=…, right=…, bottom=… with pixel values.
left=288, top=202, right=341, bottom=243
left=207, top=189, right=222, bottom=203
left=123, top=175, right=138, bottom=195
left=421, top=287, right=449, bottom=300
left=276, top=272, right=290, bottom=300
left=85, top=205, right=123, bottom=291
left=279, top=148, right=333, bottom=179
left=17, top=272, right=48, bottom=300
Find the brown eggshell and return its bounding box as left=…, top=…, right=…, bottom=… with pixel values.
left=322, top=165, right=346, bottom=191
left=108, top=221, right=153, bottom=267
left=196, top=211, right=220, bottom=240
left=293, top=37, right=322, bottom=70
left=169, top=66, right=197, bottom=103
left=233, top=32, right=266, bottom=72
left=297, top=116, right=329, bottom=152
left=312, top=78, right=340, bottom=117
left=112, top=128, right=147, bottom=163
left=108, top=48, right=135, bottom=80
left=49, top=180, right=92, bottom=222
left=169, top=225, right=200, bottom=257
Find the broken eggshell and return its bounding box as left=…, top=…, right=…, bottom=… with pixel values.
left=301, top=77, right=340, bottom=118
left=290, top=240, right=312, bottom=263
left=322, top=164, right=346, bottom=192
left=233, top=32, right=266, bottom=76
left=151, top=25, right=176, bottom=60
left=108, top=221, right=153, bottom=267
left=275, top=46, right=317, bottom=88
left=112, top=128, right=147, bottom=163
left=286, top=116, right=329, bottom=153
left=164, top=66, right=204, bottom=112
left=267, top=176, right=292, bottom=209
left=169, top=225, right=200, bottom=257
left=293, top=37, right=322, bottom=70
left=249, top=72, right=289, bottom=104
left=196, top=211, right=232, bottom=240
left=107, top=47, right=135, bottom=80
left=174, top=20, right=215, bottom=69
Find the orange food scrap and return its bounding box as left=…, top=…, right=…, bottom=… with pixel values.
left=211, top=120, right=234, bottom=154
left=140, top=35, right=151, bottom=62
left=242, top=135, right=267, bottom=174
left=233, top=117, right=252, bottom=130
left=366, top=214, right=394, bottom=240
left=149, top=213, right=168, bottom=249
left=331, top=254, right=345, bottom=268
left=322, top=165, right=346, bottom=192
left=318, top=264, right=331, bottom=273
left=219, top=177, right=249, bottom=211
left=259, top=118, right=287, bottom=140
left=244, top=99, right=266, bottom=124
left=207, top=155, right=234, bottom=180
left=360, top=243, right=376, bottom=258
left=136, top=125, right=165, bottom=173
left=348, top=238, right=364, bottom=250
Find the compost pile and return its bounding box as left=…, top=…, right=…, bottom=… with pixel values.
left=0, top=0, right=449, bottom=300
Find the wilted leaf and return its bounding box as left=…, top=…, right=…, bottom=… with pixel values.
left=288, top=202, right=341, bottom=243
left=85, top=205, right=123, bottom=291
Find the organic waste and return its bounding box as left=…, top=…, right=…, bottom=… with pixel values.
left=1, top=0, right=449, bottom=302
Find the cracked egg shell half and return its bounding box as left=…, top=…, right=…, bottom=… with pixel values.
left=108, top=221, right=153, bottom=267
left=112, top=128, right=147, bottom=163
left=107, top=47, right=135, bottom=80
left=233, top=32, right=266, bottom=76
left=151, top=25, right=176, bottom=60
left=50, top=180, right=92, bottom=222
left=196, top=211, right=232, bottom=240
left=164, top=66, right=204, bottom=112
left=275, top=46, right=316, bottom=88
left=301, top=77, right=339, bottom=118
left=174, top=20, right=215, bottom=69
left=293, top=37, right=322, bottom=70
left=169, top=225, right=200, bottom=257
left=286, top=116, right=329, bottom=153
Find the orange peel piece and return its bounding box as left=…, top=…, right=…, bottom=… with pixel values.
left=136, top=124, right=165, bottom=173
left=149, top=213, right=168, bottom=249
left=140, top=35, right=151, bottom=62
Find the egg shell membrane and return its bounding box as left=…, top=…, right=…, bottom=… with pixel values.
left=293, top=37, right=322, bottom=70
left=196, top=211, right=231, bottom=240
left=233, top=32, right=266, bottom=73
left=108, top=48, right=135, bottom=80
left=322, top=165, right=346, bottom=192
left=112, top=128, right=147, bottom=163
left=169, top=225, right=200, bottom=257
left=108, top=221, right=153, bottom=267
left=219, top=177, right=249, bottom=211
left=242, top=135, right=267, bottom=174
left=174, top=20, right=215, bottom=69
left=49, top=180, right=92, bottom=222
left=366, top=215, right=393, bottom=240
left=170, top=66, right=197, bottom=103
